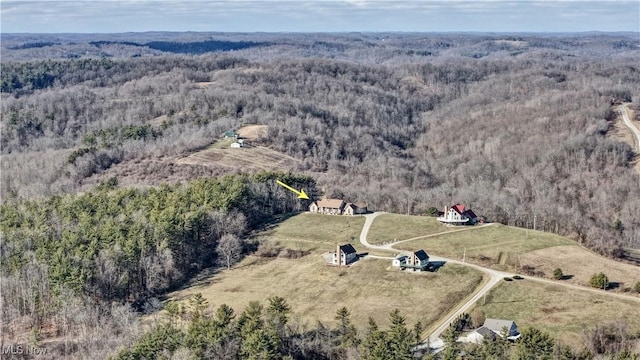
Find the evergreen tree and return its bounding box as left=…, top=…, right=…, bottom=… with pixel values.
left=513, top=327, right=555, bottom=360
left=334, top=306, right=358, bottom=348
left=387, top=309, right=413, bottom=360
left=361, top=317, right=390, bottom=360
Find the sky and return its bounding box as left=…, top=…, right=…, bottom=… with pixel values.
left=1, top=0, right=639, bottom=33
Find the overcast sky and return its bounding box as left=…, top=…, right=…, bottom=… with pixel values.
left=1, top=0, right=638, bottom=33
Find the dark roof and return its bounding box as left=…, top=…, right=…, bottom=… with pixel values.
left=413, top=249, right=429, bottom=261
left=476, top=326, right=497, bottom=340
left=339, top=244, right=357, bottom=254
left=465, top=209, right=478, bottom=219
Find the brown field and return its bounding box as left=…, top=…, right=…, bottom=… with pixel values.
left=237, top=124, right=268, bottom=141
left=170, top=255, right=484, bottom=330
left=520, top=245, right=640, bottom=290
left=176, top=145, right=300, bottom=172
left=473, top=279, right=640, bottom=349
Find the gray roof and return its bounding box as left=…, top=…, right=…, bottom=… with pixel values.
left=476, top=326, right=497, bottom=340
left=339, top=244, right=357, bottom=254
left=483, top=319, right=518, bottom=335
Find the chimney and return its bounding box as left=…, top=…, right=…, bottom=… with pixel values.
left=444, top=205, right=448, bottom=219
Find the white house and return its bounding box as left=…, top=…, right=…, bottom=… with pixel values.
left=332, top=244, right=358, bottom=266
left=437, top=204, right=478, bottom=225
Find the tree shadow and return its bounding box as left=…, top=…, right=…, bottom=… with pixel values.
left=560, top=274, right=574, bottom=280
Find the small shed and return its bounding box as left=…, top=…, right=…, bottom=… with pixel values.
left=230, top=142, right=242, bottom=148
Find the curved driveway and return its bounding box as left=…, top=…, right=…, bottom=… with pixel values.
left=357, top=212, right=640, bottom=349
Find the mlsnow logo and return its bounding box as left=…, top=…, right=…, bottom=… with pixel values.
left=1, top=344, right=48, bottom=355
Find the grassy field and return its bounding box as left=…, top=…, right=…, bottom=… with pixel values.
left=171, top=255, right=484, bottom=330
left=395, top=224, right=575, bottom=270
left=473, top=279, right=640, bottom=348
left=520, top=245, right=640, bottom=289
left=366, top=214, right=454, bottom=244
left=257, top=213, right=365, bottom=253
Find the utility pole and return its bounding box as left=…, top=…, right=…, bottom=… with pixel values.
left=533, top=214, right=537, bottom=231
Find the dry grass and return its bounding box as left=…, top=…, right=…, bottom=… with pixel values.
left=520, top=245, right=640, bottom=289
left=171, top=255, right=484, bottom=329
left=473, top=279, right=640, bottom=348
left=366, top=214, right=453, bottom=245
left=237, top=125, right=268, bottom=141
left=175, top=145, right=300, bottom=172
left=259, top=213, right=365, bottom=253
left=395, top=224, right=575, bottom=271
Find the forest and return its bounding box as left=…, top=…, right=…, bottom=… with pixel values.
left=1, top=32, right=640, bottom=358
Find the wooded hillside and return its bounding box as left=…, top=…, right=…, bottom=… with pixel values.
left=2, top=33, right=639, bottom=255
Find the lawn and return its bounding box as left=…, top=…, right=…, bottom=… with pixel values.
left=473, top=279, right=640, bottom=348
left=170, top=255, right=484, bottom=330
left=395, top=224, right=574, bottom=270
left=366, top=214, right=453, bottom=245
left=257, top=213, right=365, bottom=253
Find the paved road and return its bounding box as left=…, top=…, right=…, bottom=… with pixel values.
left=618, top=104, right=640, bottom=152
left=357, top=212, right=640, bottom=350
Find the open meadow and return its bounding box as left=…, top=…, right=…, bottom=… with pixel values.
left=473, top=279, right=640, bottom=349
left=394, top=224, right=575, bottom=271
left=257, top=213, right=365, bottom=253
left=366, top=214, right=456, bottom=245
left=520, top=245, right=640, bottom=290
left=170, top=255, right=484, bottom=330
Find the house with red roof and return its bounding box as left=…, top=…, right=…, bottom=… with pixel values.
left=437, top=203, right=478, bottom=225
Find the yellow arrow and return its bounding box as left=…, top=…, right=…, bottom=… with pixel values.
left=276, top=180, right=309, bottom=199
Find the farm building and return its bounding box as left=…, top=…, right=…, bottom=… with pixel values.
left=230, top=142, right=242, bottom=148
left=332, top=244, right=358, bottom=266
left=309, top=199, right=367, bottom=215
left=437, top=204, right=478, bottom=225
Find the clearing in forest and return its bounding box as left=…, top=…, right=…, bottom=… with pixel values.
left=175, top=125, right=295, bottom=172
left=472, top=279, right=640, bottom=349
